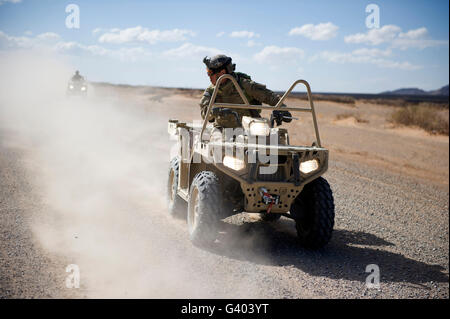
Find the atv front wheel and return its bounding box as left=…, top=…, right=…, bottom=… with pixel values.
left=290, top=177, right=335, bottom=249
left=187, top=171, right=223, bottom=246
left=260, top=213, right=282, bottom=222
left=166, top=157, right=185, bottom=218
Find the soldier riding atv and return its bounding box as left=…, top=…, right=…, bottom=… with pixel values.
left=200, top=55, right=293, bottom=128
left=66, top=70, right=87, bottom=97
left=167, top=55, right=335, bottom=249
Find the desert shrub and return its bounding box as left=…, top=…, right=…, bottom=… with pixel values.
left=389, top=105, right=449, bottom=135
left=335, top=112, right=369, bottom=123
left=360, top=98, right=449, bottom=108
left=296, top=94, right=355, bottom=105
left=360, top=98, right=408, bottom=107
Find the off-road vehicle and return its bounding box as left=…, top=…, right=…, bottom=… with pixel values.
left=167, top=74, right=334, bottom=249
left=66, top=79, right=88, bottom=97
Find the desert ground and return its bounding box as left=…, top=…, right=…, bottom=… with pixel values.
left=0, top=80, right=448, bottom=299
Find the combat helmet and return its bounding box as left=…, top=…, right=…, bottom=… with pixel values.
left=203, top=54, right=236, bottom=74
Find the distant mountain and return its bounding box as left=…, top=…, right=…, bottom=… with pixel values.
left=381, top=85, right=449, bottom=96
left=382, top=88, right=428, bottom=95
left=429, top=85, right=449, bottom=96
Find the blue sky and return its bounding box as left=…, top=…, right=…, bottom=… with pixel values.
left=0, top=0, right=448, bottom=93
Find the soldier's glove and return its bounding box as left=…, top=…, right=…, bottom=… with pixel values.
left=272, top=110, right=293, bottom=126
left=212, top=107, right=233, bottom=117
left=281, top=110, right=293, bottom=123
left=212, top=108, right=241, bottom=126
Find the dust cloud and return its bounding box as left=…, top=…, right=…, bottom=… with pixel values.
left=0, top=51, right=242, bottom=298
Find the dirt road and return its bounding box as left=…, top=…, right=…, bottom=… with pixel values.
left=0, top=82, right=448, bottom=299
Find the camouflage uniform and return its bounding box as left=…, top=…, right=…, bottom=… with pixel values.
left=72, top=71, right=84, bottom=82
left=199, top=72, right=285, bottom=128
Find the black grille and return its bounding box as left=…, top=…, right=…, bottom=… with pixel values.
left=257, top=166, right=285, bottom=182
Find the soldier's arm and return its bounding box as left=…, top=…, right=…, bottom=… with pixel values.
left=241, top=79, right=293, bottom=124
left=199, top=87, right=215, bottom=121
left=241, top=79, right=285, bottom=107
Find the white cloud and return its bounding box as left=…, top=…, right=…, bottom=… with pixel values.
left=345, top=25, right=448, bottom=49
left=374, top=59, right=421, bottom=70
left=230, top=31, right=260, bottom=38
left=0, top=0, right=22, bottom=5
left=345, top=25, right=400, bottom=45
left=398, top=27, right=428, bottom=40
left=254, top=46, right=305, bottom=64
left=0, top=30, right=150, bottom=62
left=351, top=48, right=392, bottom=57
left=393, top=27, right=448, bottom=49
left=246, top=40, right=261, bottom=48
left=289, top=22, right=338, bottom=40
left=54, top=42, right=151, bottom=62
left=0, top=30, right=60, bottom=49
left=36, top=32, right=60, bottom=41
left=97, top=26, right=196, bottom=45
left=314, top=48, right=421, bottom=70
left=163, top=43, right=223, bottom=59
left=216, top=31, right=225, bottom=37
left=92, top=28, right=104, bottom=35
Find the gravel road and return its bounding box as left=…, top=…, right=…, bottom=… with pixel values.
left=0, top=86, right=448, bottom=299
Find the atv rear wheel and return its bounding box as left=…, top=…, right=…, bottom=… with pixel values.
left=166, top=157, right=185, bottom=218
left=187, top=171, right=223, bottom=246
left=290, top=177, right=335, bottom=249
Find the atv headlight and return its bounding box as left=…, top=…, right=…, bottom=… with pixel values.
left=249, top=122, right=270, bottom=136
left=81, top=86, right=86, bottom=91
left=223, top=156, right=245, bottom=171
left=300, top=159, right=319, bottom=174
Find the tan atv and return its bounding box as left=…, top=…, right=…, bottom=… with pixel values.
left=66, top=79, right=88, bottom=97
left=167, top=74, right=334, bottom=249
